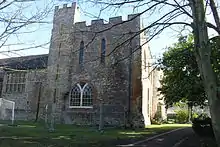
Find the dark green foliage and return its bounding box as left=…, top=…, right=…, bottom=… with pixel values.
left=151, top=119, right=162, bottom=125
left=175, top=109, right=189, bottom=123
left=192, top=112, right=199, bottom=119
left=159, top=35, right=220, bottom=107
left=210, top=36, right=220, bottom=85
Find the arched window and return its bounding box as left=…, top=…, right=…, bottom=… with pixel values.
left=79, top=41, right=84, bottom=68
left=101, top=38, right=106, bottom=64
left=69, top=82, right=93, bottom=108
left=82, top=85, right=93, bottom=106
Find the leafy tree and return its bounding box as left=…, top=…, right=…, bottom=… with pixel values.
left=160, top=35, right=206, bottom=107
left=210, top=36, right=220, bottom=86
left=160, top=35, right=220, bottom=107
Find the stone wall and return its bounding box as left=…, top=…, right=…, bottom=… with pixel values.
left=141, top=33, right=154, bottom=126
left=0, top=3, right=162, bottom=127
left=152, top=69, right=166, bottom=120
left=46, top=2, right=143, bottom=126
left=1, top=69, right=47, bottom=121
left=45, top=3, right=82, bottom=122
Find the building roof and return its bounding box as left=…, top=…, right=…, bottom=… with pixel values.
left=0, top=54, right=48, bottom=70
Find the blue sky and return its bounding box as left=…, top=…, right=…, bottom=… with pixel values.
left=0, top=0, right=217, bottom=59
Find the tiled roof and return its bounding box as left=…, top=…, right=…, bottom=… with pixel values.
left=0, top=54, right=48, bottom=70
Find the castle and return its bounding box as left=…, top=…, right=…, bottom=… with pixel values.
left=0, top=2, right=165, bottom=127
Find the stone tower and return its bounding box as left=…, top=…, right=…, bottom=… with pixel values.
left=46, top=2, right=80, bottom=121
left=46, top=2, right=147, bottom=127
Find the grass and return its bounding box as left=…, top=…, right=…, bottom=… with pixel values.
left=0, top=121, right=191, bottom=147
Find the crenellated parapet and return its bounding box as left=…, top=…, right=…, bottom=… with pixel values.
left=73, top=13, right=140, bottom=30
left=52, top=1, right=140, bottom=32
left=54, top=2, right=78, bottom=15
left=109, top=16, right=122, bottom=24
left=53, top=2, right=80, bottom=25
left=51, top=2, right=80, bottom=35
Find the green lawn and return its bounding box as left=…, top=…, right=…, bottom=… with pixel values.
left=0, top=122, right=191, bottom=147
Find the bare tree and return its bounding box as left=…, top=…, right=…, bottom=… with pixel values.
left=62, top=0, right=220, bottom=145
left=0, top=0, right=55, bottom=57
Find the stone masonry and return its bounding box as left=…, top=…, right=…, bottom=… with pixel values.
left=0, top=2, right=166, bottom=127
left=46, top=2, right=144, bottom=127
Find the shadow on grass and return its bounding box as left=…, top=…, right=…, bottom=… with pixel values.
left=0, top=122, right=191, bottom=147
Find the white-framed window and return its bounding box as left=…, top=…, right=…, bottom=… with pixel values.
left=69, top=82, right=93, bottom=108
left=6, top=72, right=26, bottom=93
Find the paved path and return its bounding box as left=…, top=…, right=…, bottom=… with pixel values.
left=118, top=128, right=200, bottom=147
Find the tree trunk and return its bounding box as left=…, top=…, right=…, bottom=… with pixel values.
left=190, top=0, right=220, bottom=146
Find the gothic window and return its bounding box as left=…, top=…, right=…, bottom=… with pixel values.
left=69, top=85, right=81, bottom=106
left=79, top=41, right=84, bottom=68
left=69, top=82, right=93, bottom=108
left=82, top=85, right=93, bottom=106
left=101, top=38, right=106, bottom=64
left=6, top=72, right=26, bottom=93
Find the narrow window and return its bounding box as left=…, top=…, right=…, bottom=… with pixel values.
left=79, top=41, right=84, bottom=68
left=70, top=84, right=81, bottom=107
left=101, top=38, right=106, bottom=64
left=82, top=85, right=93, bottom=106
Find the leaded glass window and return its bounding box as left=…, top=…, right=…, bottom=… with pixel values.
left=69, top=83, right=93, bottom=108
left=6, top=72, right=26, bottom=93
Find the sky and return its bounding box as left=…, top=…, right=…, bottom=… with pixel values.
left=0, top=0, right=218, bottom=59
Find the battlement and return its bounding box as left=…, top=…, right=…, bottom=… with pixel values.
left=55, top=2, right=78, bottom=13
left=91, top=19, right=104, bottom=25
left=74, top=13, right=140, bottom=29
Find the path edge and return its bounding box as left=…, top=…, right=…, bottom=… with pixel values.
left=117, top=127, right=186, bottom=147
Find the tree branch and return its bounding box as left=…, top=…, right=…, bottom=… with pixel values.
left=207, top=22, right=220, bottom=34
left=209, top=0, right=220, bottom=35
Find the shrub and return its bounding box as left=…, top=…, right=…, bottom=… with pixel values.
left=192, top=112, right=199, bottom=119
left=175, top=109, right=188, bottom=123
left=192, top=114, right=214, bottom=137
left=151, top=119, right=161, bottom=125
